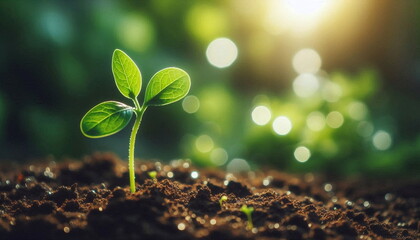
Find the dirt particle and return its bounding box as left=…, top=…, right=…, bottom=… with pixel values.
left=226, top=181, right=251, bottom=197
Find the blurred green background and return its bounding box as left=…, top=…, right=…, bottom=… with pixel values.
left=0, top=0, right=419, bottom=176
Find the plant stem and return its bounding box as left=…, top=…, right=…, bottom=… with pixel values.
left=128, top=100, right=146, bottom=193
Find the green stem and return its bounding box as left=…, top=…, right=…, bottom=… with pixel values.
left=128, top=100, right=146, bottom=193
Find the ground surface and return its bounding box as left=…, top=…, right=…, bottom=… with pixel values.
left=0, top=153, right=419, bottom=240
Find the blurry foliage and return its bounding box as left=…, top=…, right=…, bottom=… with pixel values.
left=0, top=0, right=419, bottom=177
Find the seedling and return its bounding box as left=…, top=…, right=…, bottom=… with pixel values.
left=219, top=195, right=228, bottom=208
left=240, top=205, right=254, bottom=230
left=148, top=171, right=157, bottom=182
left=80, top=49, right=190, bottom=193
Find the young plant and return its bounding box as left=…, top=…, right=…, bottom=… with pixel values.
left=240, top=205, right=254, bottom=230
left=80, top=49, right=191, bottom=193
left=219, top=195, right=228, bottom=209
left=148, top=171, right=157, bottom=182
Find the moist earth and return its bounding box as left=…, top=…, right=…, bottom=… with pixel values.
left=0, top=153, right=418, bottom=240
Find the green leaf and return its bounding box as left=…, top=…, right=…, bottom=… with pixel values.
left=144, top=67, right=191, bottom=106
left=80, top=101, right=134, bottom=138
left=112, top=49, right=142, bottom=99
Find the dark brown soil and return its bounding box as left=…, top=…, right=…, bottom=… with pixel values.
left=0, top=153, right=419, bottom=240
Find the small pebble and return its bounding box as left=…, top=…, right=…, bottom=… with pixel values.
left=63, top=227, right=70, bottom=233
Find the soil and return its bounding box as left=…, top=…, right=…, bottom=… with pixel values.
left=0, top=152, right=419, bottom=240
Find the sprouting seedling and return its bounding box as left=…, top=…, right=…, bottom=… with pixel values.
left=240, top=204, right=254, bottom=230
left=80, top=49, right=191, bottom=193
left=219, top=195, right=228, bottom=209
left=148, top=171, right=157, bottom=182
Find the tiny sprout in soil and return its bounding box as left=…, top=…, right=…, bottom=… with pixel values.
left=219, top=195, right=228, bottom=208
left=80, top=49, right=191, bottom=193
left=148, top=171, right=157, bottom=182
left=240, top=205, right=254, bottom=230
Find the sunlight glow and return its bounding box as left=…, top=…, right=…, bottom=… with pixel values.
left=252, top=106, right=272, bottom=126
left=263, top=0, right=338, bottom=35
left=293, top=74, right=319, bottom=98
left=285, top=0, right=328, bottom=16
left=206, top=38, right=238, bottom=68
left=273, top=116, right=292, bottom=135
left=292, top=49, right=322, bottom=74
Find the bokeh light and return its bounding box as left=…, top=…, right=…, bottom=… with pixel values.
left=372, top=130, right=392, bottom=150
left=227, top=158, right=250, bottom=173
left=306, top=111, right=326, bottom=131
left=294, top=146, right=311, bottom=163
left=322, top=81, right=342, bottom=102
left=186, top=4, right=228, bottom=43
left=40, top=9, right=72, bottom=45
left=206, top=38, right=238, bottom=68
left=357, top=121, right=374, bottom=137
left=293, top=74, right=319, bottom=98
left=195, top=135, right=214, bottom=153
left=326, top=111, right=344, bottom=128
left=251, top=106, right=272, bottom=126
left=210, top=148, right=229, bottom=166
left=182, top=95, right=200, bottom=114
left=292, top=48, right=322, bottom=74
left=272, top=116, right=292, bottom=135
left=347, top=101, right=368, bottom=120
left=117, top=14, right=155, bottom=52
